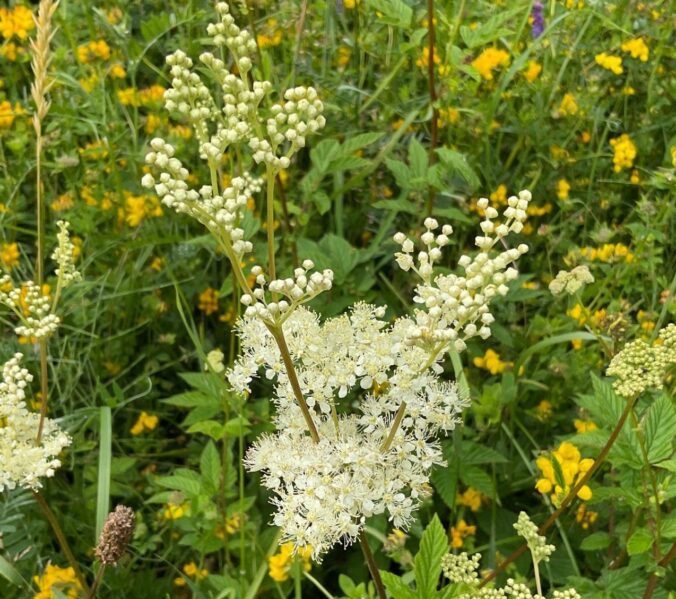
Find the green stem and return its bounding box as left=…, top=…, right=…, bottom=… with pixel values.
left=267, top=325, right=320, bottom=443
left=266, top=167, right=276, bottom=282
left=33, top=492, right=90, bottom=595
left=358, top=530, right=386, bottom=599
left=86, top=565, right=106, bottom=599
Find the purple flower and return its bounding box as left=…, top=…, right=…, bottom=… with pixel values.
left=532, top=1, right=545, bottom=39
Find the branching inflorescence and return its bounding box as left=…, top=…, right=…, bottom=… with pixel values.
left=0, top=221, right=78, bottom=493
left=144, top=2, right=533, bottom=559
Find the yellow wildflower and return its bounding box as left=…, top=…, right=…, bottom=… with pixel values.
left=109, top=63, right=126, bottom=79
left=337, top=46, right=351, bottom=67
left=450, top=519, right=476, bottom=549
left=610, top=134, right=636, bottom=172
left=343, top=0, right=360, bottom=7
left=1, top=242, right=20, bottom=270
left=573, top=419, right=598, bottom=433
left=473, top=349, right=512, bottom=375
left=558, top=93, right=578, bottom=116
left=489, top=184, right=508, bottom=207
left=145, top=113, right=162, bottom=134
left=580, top=131, right=591, bottom=144
left=0, top=5, right=35, bottom=40
left=106, top=7, right=123, bottom=24
left=595, top=52, right=623, bottom=75
left=0, top=41, right=24, bottom=61
left=535, top=441, right=594, bottom=506
left=79, top=73, right=99, bottom=92
left=130, top=411, right=158, bottom=435
left=0, top=100, right=24, bottom=129
left=523, top=60, right=542, bottom=82
left=198, top=287, right=219, bottom=315
left=174, top=561, right=209, bottom=586
left=556, top=178, right=570, bottom=200
left=621, top=38, right=649, bottom=61
left=438, top=107, right=460, bottom=127
left=471, top=47, right=510, bottom=81
left=162, top=502, right=188, bottom=520
left=456, top=488, right=484, bottom=512
left=268, top=543, right=313, bottom=582
left=416, top=47, right=449, bottom=76
left=578, top=243, right=633, bottom=263
left=51, top=193, right=74, bottom=211
left=33, top=564, right=83, bottom=599
left=77, top=40, right=111, bottom=63
left=216, top=514, right=242, bottom=539
left=535, top=400, right=553, bottom=421
left=256, top=19, right=282, bottom=48
left=575, top=503, right=598, bottom=529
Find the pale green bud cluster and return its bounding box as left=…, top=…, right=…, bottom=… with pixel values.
left=548, top=265, right=594, bottom=295
left=606, top=323, right=676, bottom=398
left=441, top=551, right=480, bottom=584
left=51, top=220, right=81, bottom=287
left=514, top=511, right=555, bottom=563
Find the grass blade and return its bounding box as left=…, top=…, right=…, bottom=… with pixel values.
left=95, top=406, right=112, bottom=541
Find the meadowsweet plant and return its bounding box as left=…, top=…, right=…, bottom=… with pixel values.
left=0, top=221, right=78, bottom=493
left=144, top=2, right=533, bottom=562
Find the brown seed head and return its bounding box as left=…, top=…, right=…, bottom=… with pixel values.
left=95, top=505, right=135, bottom=566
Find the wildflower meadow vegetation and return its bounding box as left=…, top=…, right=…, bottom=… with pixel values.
left=0, top=0, right=674, bottom=598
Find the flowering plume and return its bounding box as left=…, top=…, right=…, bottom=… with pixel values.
left=144, top=2, right=533, bottom=558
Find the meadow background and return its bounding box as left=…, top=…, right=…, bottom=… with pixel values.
left=0, top=0, right=674, bottom=597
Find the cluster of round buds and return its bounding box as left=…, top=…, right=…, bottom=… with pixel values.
left=393, top=191, right=532, bottom=353
left=240, top=260, right=334, bottom=323
left=393, top=218, right=452, bottom=282
left=267, top=87, right=326, bottom=151
left=50, top=220, right=81, bottom=288
left=209, top=3, right=257, bottom=72
left=143, top=138, right=199, bottom=212
left=514, top=511, right=555, bottom=563
left=164, top=50, right=216, bottom=129
left=0, top=353, right=33, bottom=416
left=0, top=278, right=60, bottom=340
left=474, top=189, right=531, bottom=250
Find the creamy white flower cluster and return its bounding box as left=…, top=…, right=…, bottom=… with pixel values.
left=441, top=551, right=481, bottom=585
left=0, top=354, right=70, bottom=492
left=233, top=302, right=468, bottom=554
left=394, top=192, right=531, bottom=353
left=240, top=260, right=334, bottom=322
left=245, top=416, right=441, bottom=557
left=548, top=265, right=594, bottom=296
left=0, top=277, right=60, bottom=340
left=51, top=220, right=81, bottom=287
left=606, top=323, right=675, bottom=398
left=142, top=139, right=261, bottom=260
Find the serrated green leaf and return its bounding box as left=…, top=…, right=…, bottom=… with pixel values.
left=157, top=469, right=202, bottom=497
left=310, top=139, right=340, bottom=172
left=414, top=515, right=447, bottom=598
left=626, top=529, right=653, bottom=555
left=200, top=441, right=221, bottom=493
left=580, top=531, right=611, bottom=551
left=366, top=0, right=412, bottom=28
left=380, top=570, right=417, bottom=599
left=163, top=391, right=215, bottom=408
left=430, top=459, right=459, bottom=509
left=408, top=137, right=428, bottom=179
left=187, top=420, right=225, bottom=440
left=461, top=440, right=509, bottom=464
left=319, top=234, right=358, bottom=284
left=459, top=465, right=495, bottom=499
left=642, top=394, right=676, bottom=464
left=341, top=132, right=385, bottom=155
left=223, top=416, right=251, bottom=436
left=435, top=148, right=480, bottom=189
left=385, top=158, right=412, bottom=189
